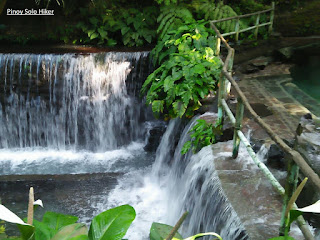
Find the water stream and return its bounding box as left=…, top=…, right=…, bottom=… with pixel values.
left=0, top=52, right=248, bottom=239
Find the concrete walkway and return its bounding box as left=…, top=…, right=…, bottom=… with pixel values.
left=232, top=63, right=320, bottom=143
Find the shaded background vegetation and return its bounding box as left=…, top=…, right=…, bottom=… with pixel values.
left=0, top=0, right=319, bottom=46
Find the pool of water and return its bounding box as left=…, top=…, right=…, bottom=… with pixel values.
left=291, top=55, right=320, bottom=102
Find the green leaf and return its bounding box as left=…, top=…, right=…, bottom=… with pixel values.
left=42, top=212, right=78, bottom=234
left=17, top=225, right=35, bottom=240
left=149, top=223, right=183, bottom=240
left=89, top=17, right=99, bottom=26
left=268, top=237, right=295, bottom=240
left=181, top=91, right=191, bottom=106
left=51, top=223, right=88, bottom=240
left=97, top=28, right=108, bottom=39
left=192, top=64, right=206, bottom=75
left=163, top=76, right=174, bottom=92
left=173, top=101, right=186, bottom=118
left=33, top=219, right=52, bottom=240
left=121, top=27, right=130, bottom=36
left=152, top=100, right=164, bottom=114
left=144, top=34, right=152, bottom=43
left=288, top=210, right=303, bottom=227
left=181, top=141, right=192, bottom=155
left=90, top=33, right=99, bottom=40
left=88, top=205, right=135, bottom=240
left=69, top=236, right=88, bottom=240
left=107, top=39, right=117, bottom=46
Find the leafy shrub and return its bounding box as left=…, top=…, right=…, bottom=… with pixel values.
left=154, top=0, right=179, bottom=5
left=193, top=0, right=238, bottom=33
left=181, top=119, right=222, bottom=154
left=113, top=7, right=158, bottom=47
left=75, top=7, right=117, bottom=45
left=142, top=21, right=221, bottom=119
left=74, top=5, right=158, bottom=46
left=0, top=198, right=223, bottom=240
left=157, top=5, right=194, bottom=40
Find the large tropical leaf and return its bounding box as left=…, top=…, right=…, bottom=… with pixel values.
left=51, top=223, right=88, bottom=240
left=149, top=222, right=183, bottom=240
left=41, top=212, right=78, bottom=238
left=88, top=205, right=135, bottom=240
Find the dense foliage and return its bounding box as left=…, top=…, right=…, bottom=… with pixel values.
left=0, top=0, right=244, bottom=46
left=181, top=119, right=222, bottom=154
left=142, top=21, right=221, bottom=119
left=0, top=202, right=223, bottom=240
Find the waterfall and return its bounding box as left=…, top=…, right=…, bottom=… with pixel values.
left=0, top=52, right=248, bottom=239
left=103, top=114, right=248, bottom=240
left=0, top=52, right=150, bottom=150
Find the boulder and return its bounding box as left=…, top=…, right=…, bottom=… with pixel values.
left=250, top=56, right=272, bottom=69
left=276, top=47, right=294, bottom=61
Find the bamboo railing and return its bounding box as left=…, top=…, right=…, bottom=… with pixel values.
left=211, top=2, right=275, bottom=41
left=210, top=3, right=319, bottom=239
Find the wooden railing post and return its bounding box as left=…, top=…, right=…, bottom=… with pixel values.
left=235, top=17, right=240, bottom=42
left=279, top=157, right=299, bottom=236
left=254, top=13, right=260, bottom=39
left=269, top=2, right=275, bottom=34
left=217, top=72, right=226, bottom=126
left=215, top=37, right=221, bottom=56
left=232, top=97, right=244, bottom=158
left=225, top=48, right=234, bottom=95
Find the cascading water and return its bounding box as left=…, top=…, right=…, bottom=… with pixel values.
left=0, top=52, right=149, bottom=150
left=0, top=52, right=248, bottom=239
left=102, top=115, right=248, bottom=240
left=0, top=52, right=156, bottom=175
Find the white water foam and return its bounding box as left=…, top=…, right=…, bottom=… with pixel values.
left=0, top=141, right=152, bottom=175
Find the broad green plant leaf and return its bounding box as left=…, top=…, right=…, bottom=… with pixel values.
left=149, top=222, right=183, bottom=240
left=32, top=219, right=52, bottom=240
left=42, top=211, right=78, bottom=234
left=51, top=223, right=88, bottom=240
left=88, top=204, right=135, bottom=240
left=268, top=237, right=295, bottom=240
left=17, top=225, right=35, bottom=240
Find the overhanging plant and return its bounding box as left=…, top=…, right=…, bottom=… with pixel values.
left=142, top=21, right=222, bottom=120
left=181, top=119, right=222, bottom=154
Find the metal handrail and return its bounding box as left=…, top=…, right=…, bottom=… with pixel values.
left=210, top=4, right=319, bottom=240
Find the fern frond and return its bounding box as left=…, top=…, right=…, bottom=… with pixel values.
left=157, top=6, right=194, bottom=40
left=157, top=12, right=175, bottom=33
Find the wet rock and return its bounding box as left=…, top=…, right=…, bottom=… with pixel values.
left=275, top=47, right=294, bottom=61
left=144, top=123, right=167, bottom=152
left=198, top=95, right=218, bottom=114
left=241, top=64, right=260, bottom=74
left=250, top=56, right=272, bottom=69
left=240, top=56, right=272, bottom=74
left=266, top=144, right=286, bottom=169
